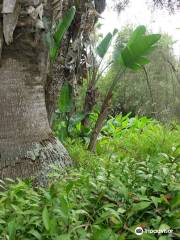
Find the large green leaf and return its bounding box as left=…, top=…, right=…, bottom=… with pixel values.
left=54, top=6, right=76, bottom=44
left=96, top=28, right=118, bottom=59
left=118, top=25, right=161, bottom=70
left=50, top=6, right=76, bottom=62
left=96, top=32, right=113, bottom=58
left=58, top=82, right=73, bottom=113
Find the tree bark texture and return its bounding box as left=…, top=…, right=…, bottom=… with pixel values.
left=0, top=0, right=72, bottom=182
left=0, top=0, right=104, bottom=181
left=45, top=0, right=100, bottom=124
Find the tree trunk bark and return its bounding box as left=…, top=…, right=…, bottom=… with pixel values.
left=0, top=0, right=72, bottom=183
left=81, top=83, right=98, bottom=128
left=0, top=0, right=105, bottom=181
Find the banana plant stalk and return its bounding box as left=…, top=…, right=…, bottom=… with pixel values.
left=88, top=68, right=126, bottom=151
left=81, top=30, right=117, bottom=129
left=88, top=25, right=161, bottom=151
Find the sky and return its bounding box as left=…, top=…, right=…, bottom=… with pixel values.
left=100, top=0, right=180, bottom=58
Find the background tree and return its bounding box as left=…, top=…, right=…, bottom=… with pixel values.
left=152, top=0, right=180, bottom=11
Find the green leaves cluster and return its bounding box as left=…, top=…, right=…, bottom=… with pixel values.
left=0, top=117, right=180, bottom=239
left=116, top=25, right=161, bottom=70
left=96, top=25, right=161, bottom=71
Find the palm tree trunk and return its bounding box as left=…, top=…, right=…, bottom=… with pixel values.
left=0, top=0, right=72, bottom=183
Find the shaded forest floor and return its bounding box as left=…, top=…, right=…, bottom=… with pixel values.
left=0, top=116, right=179, bottom=239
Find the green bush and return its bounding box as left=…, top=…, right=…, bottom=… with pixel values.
left=0, top=117, right=179, bottom=239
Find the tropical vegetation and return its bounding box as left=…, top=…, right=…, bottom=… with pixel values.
left=0, top=0, right=179, bottom=239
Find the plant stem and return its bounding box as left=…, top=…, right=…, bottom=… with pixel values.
left=142, top=66, right=156, bottom=116
left=88, top=68, right=126, bottom=151
left=81, top=55, right=112, bottom=129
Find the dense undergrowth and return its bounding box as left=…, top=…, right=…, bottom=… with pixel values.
left=0, top=115, right=179, bottom=239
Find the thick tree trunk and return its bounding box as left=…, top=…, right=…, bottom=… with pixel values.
left=0, top=0, right=72, bottom=182
left=0, top=49, right=71, bottom=182
left=0, top=0, right=105, bottom=180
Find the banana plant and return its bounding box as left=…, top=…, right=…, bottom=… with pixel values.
left=89, top=25, right=161, bottom=151
left=81, top=28, right=118, bottom=129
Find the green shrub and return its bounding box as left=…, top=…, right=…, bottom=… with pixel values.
left=0, top=117, right=179, bottom=239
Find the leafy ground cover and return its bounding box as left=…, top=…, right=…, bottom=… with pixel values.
left=0, top=116, right=179, bottom=240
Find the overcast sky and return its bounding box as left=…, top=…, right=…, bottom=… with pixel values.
left=100, top=0, right=180, bottom=57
